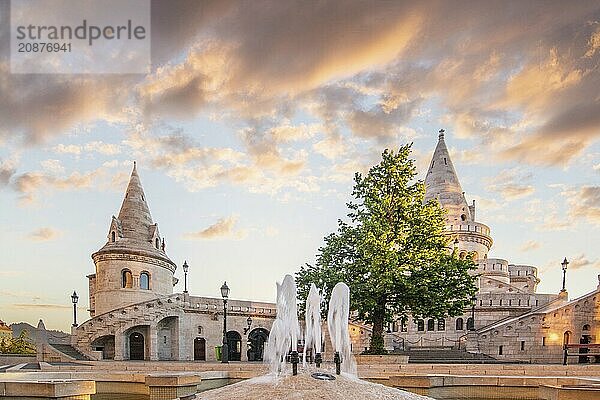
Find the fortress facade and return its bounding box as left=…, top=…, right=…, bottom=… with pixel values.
left=70, top=132, right=599, bottom=364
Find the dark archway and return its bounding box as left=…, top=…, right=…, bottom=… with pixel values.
left=194, top=337, right=206, bottom=361
left=248, top=328, right=269, bottom=362
left=91, top=335, right=115, bottom=360
left=466, top=317, right=474, bottom=330
left=129, top=332, right=145, bottom=360
left=226, top=331, right=242, bottom=361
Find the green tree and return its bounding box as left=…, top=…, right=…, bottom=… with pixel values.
left=0, top=331, right=36, bottom=355
left=296, top=145, right=477, bottom=354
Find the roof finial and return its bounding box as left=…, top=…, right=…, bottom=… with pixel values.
left=438, top=129, right=445, bottom=139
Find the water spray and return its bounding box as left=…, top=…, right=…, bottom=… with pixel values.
left=327, top=282, right=357, bottom=376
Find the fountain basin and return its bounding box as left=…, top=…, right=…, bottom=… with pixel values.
left=195, top=372, right=432, bottom=399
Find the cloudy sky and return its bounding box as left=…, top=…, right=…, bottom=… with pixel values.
left=1, top=0, right=600, bottom=331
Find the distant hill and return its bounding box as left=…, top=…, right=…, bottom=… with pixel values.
left=10, top=320, right=70, bottom=344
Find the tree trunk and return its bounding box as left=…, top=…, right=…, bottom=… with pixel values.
left=369, top=302, right=387, bottom=354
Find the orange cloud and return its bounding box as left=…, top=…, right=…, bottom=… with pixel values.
left=567, top=186, right=600, bottom=225
left=183, top=216, right=247, bottom=240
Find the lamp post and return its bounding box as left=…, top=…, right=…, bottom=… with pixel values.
left=469, top=295, right=476, bottom=331
left=561, top=257, right=569, bottom=292
left=183, top=261, right=189, bottom=294
left=244, top=316, right=253, bottom=335
left=220, top=282, right=230, bottom=363
left=71, top=291, right=79, bottom=327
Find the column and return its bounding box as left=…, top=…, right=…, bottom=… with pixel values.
left=149, top=324, right=159, bottom=361
left=241, top=333, right=249, bottom=362
left=114, top=330, right=125, bottom=361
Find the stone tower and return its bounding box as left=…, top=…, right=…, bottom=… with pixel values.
left=424, top=130, right=493, bottom=260
left=88, top=163, right=177, bottom=316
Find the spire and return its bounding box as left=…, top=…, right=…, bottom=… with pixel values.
left=425, top=130, right=472, bottom=222
left=117, top=162, right=154, bottom=240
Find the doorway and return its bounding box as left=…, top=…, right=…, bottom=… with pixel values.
left=129, top=332, right=145, bottom=360
left=194, top=337, right=206, bottom=361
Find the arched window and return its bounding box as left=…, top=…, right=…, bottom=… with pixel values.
left=155, top=238, right=160, bottom=249
left=583, top=324, right=591, bottom=331
left=427, top=319, right=435, bottom=331
left=466, top=317, right=474, bottom=330
left=438, top=319, right=445, bottom=331
left=111, top=231, right=116, bottom=242
left=122, top=270, right=133, bottom=288
left=456, top=318, right=464, bottom=331
left=197, top=326, right=203, bottom=335
left=417, top=320, right=424, bottom=332
left=140, top=272, right=150, bottom=290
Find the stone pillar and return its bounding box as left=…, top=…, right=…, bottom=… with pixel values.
left=241, top=333, right=249, bottom=362
left=150, top=324, right=159, bottom=361
left=179, top=315, right=192, bottom=361
left=114, top=331, right=125, bottom=361
left=465, top=331, right=480, bottom=353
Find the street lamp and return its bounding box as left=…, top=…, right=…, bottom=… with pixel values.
left=469, top=295, right=476, bottom=331
left=220, top=282, right=230, bottom=363
left=561, top=257, right=569, bottom=292
left=71, top=291, right=79, bottom=327
left=182, top=261, right=189, bottom=294
left=244, top=316, right=253, bottom=335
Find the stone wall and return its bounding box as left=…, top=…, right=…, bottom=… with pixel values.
left=0, top=354, right=37, bottom=364
left=474, top=288, right=600, bottom=363
left=92, top=255, right=175, bottom=316
left=74, top=293, right=279, bottom=362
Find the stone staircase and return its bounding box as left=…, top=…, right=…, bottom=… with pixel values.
left=73, top=294, right=187, bottom=359
left=392, top=348, right=500, bottom=363
left=49, top=344, right=92, bottom=361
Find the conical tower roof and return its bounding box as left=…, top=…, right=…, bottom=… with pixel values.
left=117, top=162, right=154, bottom=240
left=93, top=162, right=176, bottom=269
left=424, top=130, right=472, bottom=223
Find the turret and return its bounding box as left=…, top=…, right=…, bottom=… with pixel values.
left=88, top=163, right=177, bottom=316
left=425, top=130, right=492, bottom=259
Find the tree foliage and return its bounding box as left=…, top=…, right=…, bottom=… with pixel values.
left=296, top=145, right=477, bottom=354
left=0, top=330, right=36, bottom=355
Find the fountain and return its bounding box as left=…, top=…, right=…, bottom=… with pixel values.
left=195, top=275, right=431, bottom=399
left=327, top=282, right=356, bottom=376
left=303, top=283, right=322, bottom=368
